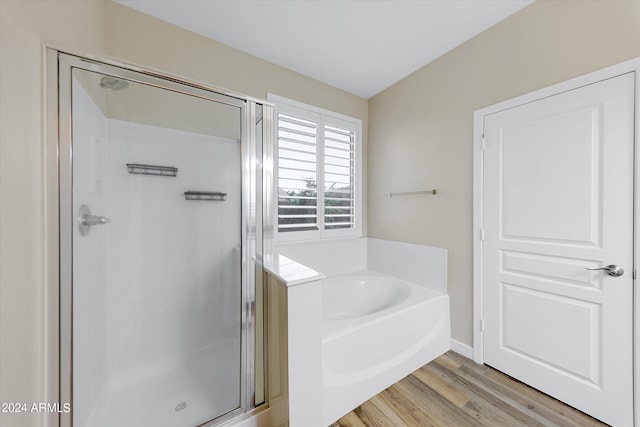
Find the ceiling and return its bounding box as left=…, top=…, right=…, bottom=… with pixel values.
left=114, top=0, right=534, bottom=99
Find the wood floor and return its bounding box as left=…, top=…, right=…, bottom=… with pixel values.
left=335, top=351, right=607, bottom=427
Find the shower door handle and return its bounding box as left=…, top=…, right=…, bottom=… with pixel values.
left=78, top=204, right=110, bottom=236
left=584, top=265, right=624, bottom=277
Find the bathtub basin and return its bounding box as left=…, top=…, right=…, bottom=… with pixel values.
left=321, top=270, right=450, bottom=426
left=322, top=274, right=410, bottom=320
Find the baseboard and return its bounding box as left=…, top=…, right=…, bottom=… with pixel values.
left=450, top=339, right=474, bottom=359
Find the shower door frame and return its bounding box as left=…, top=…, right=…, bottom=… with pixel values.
left=46, top=49, right=268, bottom=427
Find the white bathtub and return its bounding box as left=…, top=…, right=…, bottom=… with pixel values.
left=321, top=270, right=450, bottom=426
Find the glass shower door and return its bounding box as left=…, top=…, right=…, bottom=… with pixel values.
left=70, top=67, right=245, bottom=427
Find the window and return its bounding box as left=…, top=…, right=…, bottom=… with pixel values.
left=269, top=94, right=362, bottom=241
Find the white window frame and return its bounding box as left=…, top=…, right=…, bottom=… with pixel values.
left=268, top=93, right=362, bottom=242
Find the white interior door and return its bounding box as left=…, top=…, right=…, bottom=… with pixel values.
left=482, top=73, right=635, bottom=427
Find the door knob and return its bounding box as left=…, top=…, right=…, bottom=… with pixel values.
left=78, top=204, right=110, bottom=237
left=584, top=265, right=624, bottom=277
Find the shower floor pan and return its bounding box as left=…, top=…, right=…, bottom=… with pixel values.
left=84, top=343, right=240, bottom=427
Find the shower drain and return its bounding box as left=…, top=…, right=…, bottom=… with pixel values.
left=174, top=401, right=188, bottom=413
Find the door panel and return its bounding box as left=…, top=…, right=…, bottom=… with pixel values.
left=482, top=73, right=634, bottom=426
left=501, top=283, right=601, bottom=384
left=500, top=105, right=601, bottom=245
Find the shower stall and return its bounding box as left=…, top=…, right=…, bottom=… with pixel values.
left=50, top=51, right=271, bottom=427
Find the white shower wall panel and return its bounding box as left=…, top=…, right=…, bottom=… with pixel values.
left=104, top=119, right=241, bottom=387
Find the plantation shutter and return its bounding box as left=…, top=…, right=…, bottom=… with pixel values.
left=276, top=113, right=319, bottom=232
left=272, top=94, right=361, bottom=240
left=323, top=124, right=355, bottom=230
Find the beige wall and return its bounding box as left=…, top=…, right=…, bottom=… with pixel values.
left=0, top=1, right=366, bottom=426
left=0, top=2, right=106, bottom=426
left=367, top=0, right=640, bottom=346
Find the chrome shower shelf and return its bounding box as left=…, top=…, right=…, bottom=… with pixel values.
left=127, top=163, right=178, bottom=177
left=184, top=191, right=227, bottom=201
